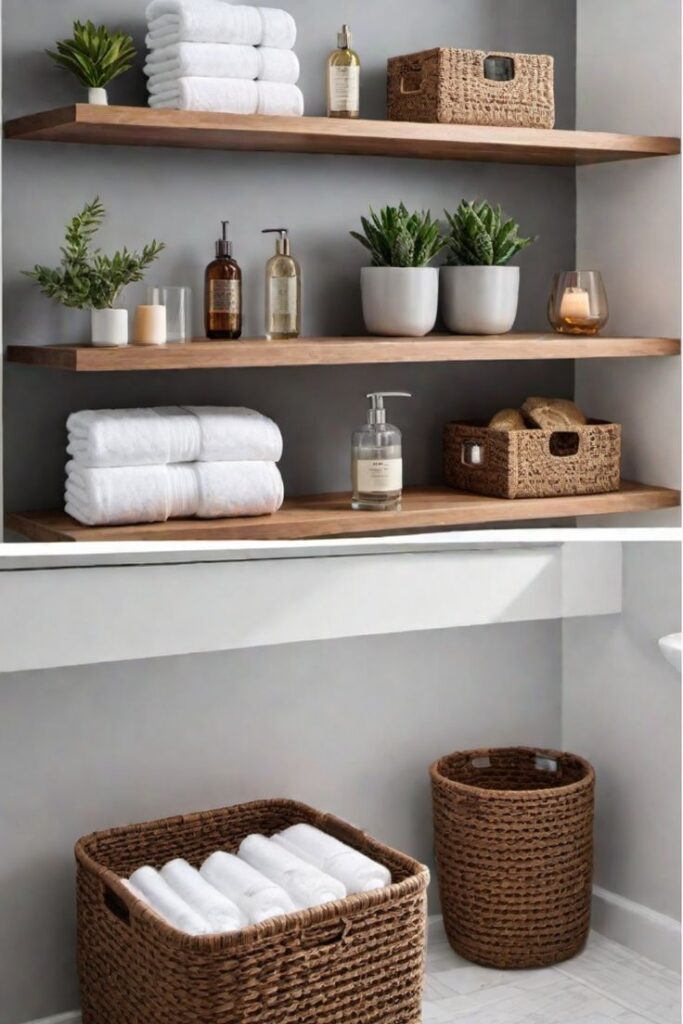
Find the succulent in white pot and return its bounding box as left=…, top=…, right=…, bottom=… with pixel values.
left=441, top=200, right=536, bottom=335
left=351, top=204, right=445, bottom=336
left=46, top=20, right=137, bottom=106
left=24, top=197, right=165, bottom=347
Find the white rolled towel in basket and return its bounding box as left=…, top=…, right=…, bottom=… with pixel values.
left=273, top=823, right=392, bottom=894
left=238, top=834, right=347, bottom=909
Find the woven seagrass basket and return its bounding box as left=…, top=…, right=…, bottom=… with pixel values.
left=75, top=798, right=430, bottom=1024
left=430, top=747, right=595, bottom=969
left=443, top=420, right=621, bottom=499
left=387, top=48, right=554, bottom=127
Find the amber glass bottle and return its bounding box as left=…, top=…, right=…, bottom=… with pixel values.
left=205, top=220, right=242, bottom=339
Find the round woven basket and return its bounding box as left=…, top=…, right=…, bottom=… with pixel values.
left=430, top=746, right=595, bottom=969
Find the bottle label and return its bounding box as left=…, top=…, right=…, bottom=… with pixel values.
left=330, top=65, right=359, bottom=112
left=210, top=279, right=240, bottom=314
left=355, top=458, right=402, bottom=494
left=270, top=277, right=297, bottom=316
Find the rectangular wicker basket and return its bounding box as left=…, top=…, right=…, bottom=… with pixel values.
left=387, top=48, right=554, bottom=127
left=443, top=420, right=621, bottom=499
left=75, top=798, right=430, bottom=1024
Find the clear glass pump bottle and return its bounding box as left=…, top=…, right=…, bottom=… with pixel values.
left=262, top=228, right=301, bottom=340
left=327, top=24, right=360, bottom=118
left=352, top=392, right=411, bottom=511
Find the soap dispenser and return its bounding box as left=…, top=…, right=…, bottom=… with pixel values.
left=205, top=220, right=242, bottom=340
left=262, top=228, right=301, bottom=340
left=352, top=392, right=411, bottom=511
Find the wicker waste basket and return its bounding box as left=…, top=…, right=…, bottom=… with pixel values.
left=430, top=747, right=595, bottom=969
left=76, top=798, right=430, bottom=1024
left=387, top=48, right=554, bottom=127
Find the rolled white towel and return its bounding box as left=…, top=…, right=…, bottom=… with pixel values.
left=144, top=43, right=300, bottom=85
left=65, top=461, right=284, bottom=526
left=146, top=1, right=296, bottom=50
left=160, top=859, right=248, bottom=933
left=200, top=850, right=297, bottom=924
left=149, top=77, right=304, bottom=116
left=66, top=406, right=283, bottom=468
left=273, top=824, right=392, bottom=894
left=128, top=866, right=211, bottom=935
left=238, top=834, right=346, bottom=910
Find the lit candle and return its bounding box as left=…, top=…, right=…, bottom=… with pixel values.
left=468, top=444, right=483, bottom=466
left=559, top=286, right=591, bottom=321
left=133, top=304, right=167, bottom=346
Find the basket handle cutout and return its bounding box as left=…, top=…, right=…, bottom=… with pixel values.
left=300, top=918, right=350, bottom=950
left=483, top=55, right=516, bottom=81
left=461, top=441, right=486, bottom=468
left=400, top=71, right=423, bottom=95
left=549, top=431, right=580, bottom=457
left=470, top=756, right=491, bottom=768
left=104, top=884, right=131, bottom=926
left=535, top=755, right=558, bottom=772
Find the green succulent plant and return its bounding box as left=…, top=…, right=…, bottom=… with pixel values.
left=444, top=199, right=536, bottom=266
left=25, top=197, right=165, bottom=310
left=46, top=20, right=137, bottom=89
left=351, top=203, right=445, bottom=267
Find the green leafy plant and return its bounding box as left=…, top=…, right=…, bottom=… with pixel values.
left=351, top=203, right=445, bottom=267
left=46, top=20, right=137, bottom=89
left=444, top=199, right=536, bottom=266
left=25, top=197, right=165, bottom=310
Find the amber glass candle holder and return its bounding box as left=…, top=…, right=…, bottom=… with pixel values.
left=548, top=271, right=609, bottom=335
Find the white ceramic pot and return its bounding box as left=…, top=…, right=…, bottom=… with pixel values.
left=91, top=308, right=128, bottom=347
left=361, top=267, right=439, bottom=337
left=440, top=265, right=520, bottom=335
left=88, top=87, right=109, bottom=106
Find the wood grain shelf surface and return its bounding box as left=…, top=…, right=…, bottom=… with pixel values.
left=4, top=106, right=680, bottom=165
left=6, top=334, right=680, bottom=371
left=7, top=482, right=679, bottom=542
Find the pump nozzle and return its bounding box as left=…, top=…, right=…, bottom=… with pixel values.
left=366, top=391, right=411, bottom=424
left=216, top=219, right=233, bottom=258
left=338, top=24, right=352, bottom=48
left=262, top=228, right=290, bottom=255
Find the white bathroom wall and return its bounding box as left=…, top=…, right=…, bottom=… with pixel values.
left=575, top=0, right=681, bottom=525
left=562, top=542, right=682, bottom=969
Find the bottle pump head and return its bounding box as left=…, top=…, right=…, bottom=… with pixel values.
left=262, top=227, right=291, bottom=255
left=366, top=391, right=411, bottom=425
left=338, top=24, right=352, bottom=48
left=216, top=220, right=233, bottom=258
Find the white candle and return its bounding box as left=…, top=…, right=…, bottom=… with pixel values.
left=468, top=444, right=483, bottom=466
left=133, top=304, right=167, bottom=346
left=559, top=287, right=591, bottom=321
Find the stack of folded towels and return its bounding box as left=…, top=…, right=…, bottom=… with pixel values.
left=123, top=823, right=393, bottom=936
left=65, top=406, right=284, bottom=526
left=145, top=0, right=303, bottom=114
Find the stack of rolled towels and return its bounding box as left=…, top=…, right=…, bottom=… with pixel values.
left=65, top=406, right=284, bottom=526
left=145, top=0, right=303, bottom=115
left=124, top=823, right=393, bottom=936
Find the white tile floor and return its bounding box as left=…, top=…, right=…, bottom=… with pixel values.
left=424, top=925, right=681, bottom=1024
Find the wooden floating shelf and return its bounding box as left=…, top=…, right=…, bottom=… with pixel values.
left=6, top=334, right=680, bottom=371
left=6, top=482, right=679, bottom=542
left=4, top=106, right=680, bottom=165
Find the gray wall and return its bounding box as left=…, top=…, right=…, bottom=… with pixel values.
left=0, top=619, right=562, bottom=1024
left=563, top=543, right=682, bottom=919
left=2, top=0, right=576, bottom=515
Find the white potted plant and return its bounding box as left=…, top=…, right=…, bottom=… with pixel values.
left=441, top=200, right=536, bottom=335
left=46, top=20, right=137, bottom=106
left=351, top=204, right=445, bottom=336
left=25, top=197, right=165, bottom=347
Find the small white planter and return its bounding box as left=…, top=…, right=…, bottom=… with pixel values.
left=361, top=266, right=438, bottom=337
left=88, top=87, right=109, bottom=106
left=441, top=265, right=520, bottom=335
left=91, top=308, right=128, bottom=347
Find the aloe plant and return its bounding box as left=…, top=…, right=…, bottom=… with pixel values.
left=46, top=20, right=137, bottom=89
left=444, top=200, right=535, bottom=266
left=351, top=204, right=445, bottom=267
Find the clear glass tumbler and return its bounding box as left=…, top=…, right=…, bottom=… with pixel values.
left=548, top=270, right=609, bottom=335
left=147, top=286, right=192, bottom=343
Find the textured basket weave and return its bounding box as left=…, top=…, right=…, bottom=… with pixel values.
left=387, top=48, right=554, bottom=127
left=444, top=420, right=621, bottom=499
left=75, top=798, right=429, bottom=1024
left=430, top=747, right=595, bottom=969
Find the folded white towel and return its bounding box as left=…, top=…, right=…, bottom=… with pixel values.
left=144, top=43, right=299, bottom=85
left=149, top=77, right=304, bottom=115
left=273, top=824, right=392, bottom=894
left=65, top=461, right=284, bottom=526
left=146, top=1, right=296, bottom=50
left=66, top=406, right=283, bottom=468
left=238, top=834, right=346, bottom=910
left=161, top=859, right=248, bottom=933
left=128, top=866, right=211, bottom=935
left=200, top=851, right=297, bottom=924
